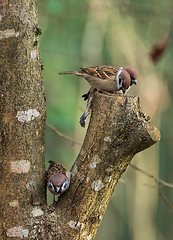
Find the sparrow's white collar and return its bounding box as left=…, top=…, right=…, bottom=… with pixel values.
left=116, top=69, right=122, bottom=81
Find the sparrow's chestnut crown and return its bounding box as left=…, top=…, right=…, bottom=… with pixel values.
left=123, top=66, right=138, bottom=85
left=117, top=69, right=131, bottom=93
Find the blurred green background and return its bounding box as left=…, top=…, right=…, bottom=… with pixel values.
left=37, top=0, right=173, bottom=239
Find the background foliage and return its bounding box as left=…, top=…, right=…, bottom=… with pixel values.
left=37, top=0, right=173, bottom=239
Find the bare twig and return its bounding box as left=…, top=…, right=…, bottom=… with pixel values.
left=142, top=183, right=158, bottom=189
left=156, top=180, right=173, bottom=211
left=46, top=122, right=82, bottom=146
left=130, top=163, right=173, bottom=210
left=130, top=163, right=173, bottom=188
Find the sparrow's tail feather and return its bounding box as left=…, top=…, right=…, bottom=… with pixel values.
left=58, top=71, right=75, bottom=75
left=59, top=71, right=84, bottom=77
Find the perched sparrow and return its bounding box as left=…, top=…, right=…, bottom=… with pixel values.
left=59, top=65, right=138, bottom=127
left=59, top=65, right=136, bottom=94
left=81, top=66, right=137, bottom=100
left=45, top=161, right=71, bottom=202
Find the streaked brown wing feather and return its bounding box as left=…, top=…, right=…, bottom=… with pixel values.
left=100, top=66, right=119, bottom=76
left=45, top=161, right=67, bottom=182
left=80, top=67, right=99, bottom=77
left=80, top=66, right=120, bottom=80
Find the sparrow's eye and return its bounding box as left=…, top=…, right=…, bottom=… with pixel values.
left=132, top=79, right=137, bottom=85
left=62, top=181, right=68, bottom=190
left=48, top=182, right=54, bottom=190
left=61, top=180, right=70, bottom=193
left=119, top=77, right=122, bottom=85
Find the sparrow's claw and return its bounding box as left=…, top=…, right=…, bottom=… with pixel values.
left=82, top=93, right=89, bottom=101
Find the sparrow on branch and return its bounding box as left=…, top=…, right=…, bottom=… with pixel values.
left=59, top=65, right=138, bottom=127
left=45, top=161, right=71, bottom=202
left=59, top=65, right=137, bottom=94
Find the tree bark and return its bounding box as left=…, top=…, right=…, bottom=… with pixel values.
left=0, top=0, right=46, bottom=239
left=0, top=1, right=161, bottom=240
left=47, top=93, right=160, bottom=240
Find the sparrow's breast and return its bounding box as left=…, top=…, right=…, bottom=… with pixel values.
left=84, top=74, right=117, bottom=92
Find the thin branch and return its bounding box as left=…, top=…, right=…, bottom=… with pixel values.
left=46, top=122, right=82, bottom=146
left=142, top=183, right=158, bottom=189
left=156, top=181, right=173, bottom=211
left=130, top=163, right=173, bottom=210
left=130, top=163, right=173, bottom=188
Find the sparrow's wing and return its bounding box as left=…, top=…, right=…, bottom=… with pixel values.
left=45, top=161, right=67, bottom=182
left=80, top=66, right=120, bottom=80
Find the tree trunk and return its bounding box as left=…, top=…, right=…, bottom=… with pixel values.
left=0, top=0, right=46, bottom=238
left=50, top=93, right=160, bottom=240
left=0, top=1, right=160, bottom=239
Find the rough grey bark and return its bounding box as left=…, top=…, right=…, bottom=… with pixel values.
left=0, top=1, right=161, bottom=240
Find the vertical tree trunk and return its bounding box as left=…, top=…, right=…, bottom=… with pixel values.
left=0, top=1, right=46, bottom=238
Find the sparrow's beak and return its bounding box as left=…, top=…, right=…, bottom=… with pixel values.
left=122, top=83, right=126, bottom=94
left=55, top=187, right=60, bottom=193
left=122, top=87, right=126, bottom=94
left=132, top=79, right=137, bottom=85
left=123, top=89, right=126, bottom=94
